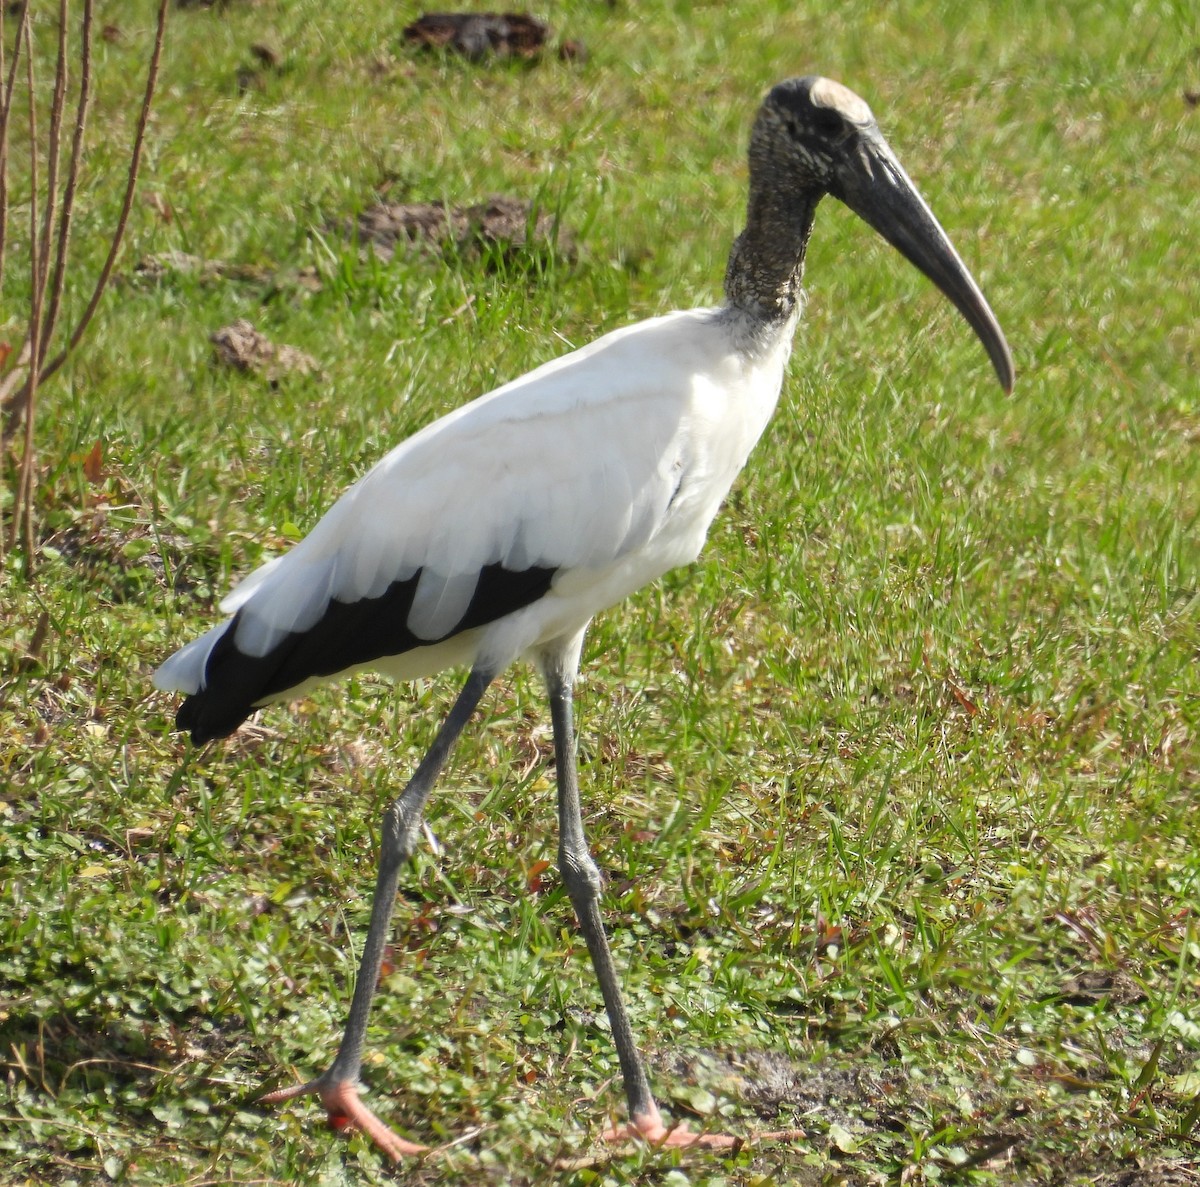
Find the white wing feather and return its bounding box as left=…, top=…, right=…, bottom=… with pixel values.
left=155, top=306, right=784, bottom=693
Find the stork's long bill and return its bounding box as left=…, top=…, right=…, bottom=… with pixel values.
left=761, top=76, right=1015, bottom=392
left=830, top=133, right=1014, bottom=391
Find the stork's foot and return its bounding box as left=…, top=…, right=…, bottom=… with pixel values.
left=260, top=1074, right=428, bottom=1161
left=602, top=1104, right=804, bottom=1150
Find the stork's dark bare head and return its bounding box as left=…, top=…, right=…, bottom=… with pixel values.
left=750, top=76, right=877, bottom=189
left=733, top=75, right=1015, bottom=392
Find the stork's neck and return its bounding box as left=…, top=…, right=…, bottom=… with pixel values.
left=721, top=182, right=820, bottom=347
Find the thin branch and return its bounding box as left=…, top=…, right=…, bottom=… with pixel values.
left=1, top=0, right=167, bottom=437
left=32, top=0, right=169, bottom=391
left=12, top=15, right=43, bottom=557
left=0, top=11, right=7, bottom=295
left=36, top=0, right=70, bottom=300
left=19, top=357, right=38, bottom=558
left=0, top=24, right=8, bottom=569
left=2, top=0, right=168, bottom=561
left=0, top=0, right=33, bottom=289
left=39, top=0, right=94, bottom=361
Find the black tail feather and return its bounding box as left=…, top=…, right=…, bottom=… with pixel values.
left=172, top=563, right=556, bottom=746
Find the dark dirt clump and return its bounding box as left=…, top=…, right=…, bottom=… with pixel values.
left=402, top=12, right=548, bottom=61
left=339, top=195, right=574, bottom=267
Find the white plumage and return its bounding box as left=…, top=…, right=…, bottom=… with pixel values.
left=155, top=76, right=1013, bottom=1159
left=155, top=306, right=792, bottom=701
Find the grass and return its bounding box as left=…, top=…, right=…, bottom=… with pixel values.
left=2, top=0, right=1199, bottom=1183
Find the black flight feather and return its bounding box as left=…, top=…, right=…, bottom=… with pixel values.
left=177, top=562, right=557, bottom=745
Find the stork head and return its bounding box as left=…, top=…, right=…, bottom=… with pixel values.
left=754, top=76, right=1014, bottom=392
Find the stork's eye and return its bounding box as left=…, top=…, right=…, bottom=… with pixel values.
left=811, top=107, right=844, bottom=137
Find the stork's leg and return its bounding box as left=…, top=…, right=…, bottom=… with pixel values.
left=261, top=666, right=495, bottom=1160
left=545, top=656, right=762, bottom=1150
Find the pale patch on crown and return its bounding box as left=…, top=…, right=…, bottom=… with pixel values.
left=810, top=77, right=873, bottom=126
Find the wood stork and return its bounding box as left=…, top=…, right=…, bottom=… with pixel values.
left=155, top=76, right=1014, bottom=1158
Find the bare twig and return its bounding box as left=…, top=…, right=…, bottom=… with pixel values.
left=39, top=0, right=94, bottom=363
left=12, top=15, right=43, bottom=556
left=0, top=10, right=6, bottom=292
left=1, top=0, right=168, bottom=563
left=0, top=0, right=32, bottom=291
left=39, top=0, right=70, bottom=299
left=23, top=0, right=169, bottom=402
